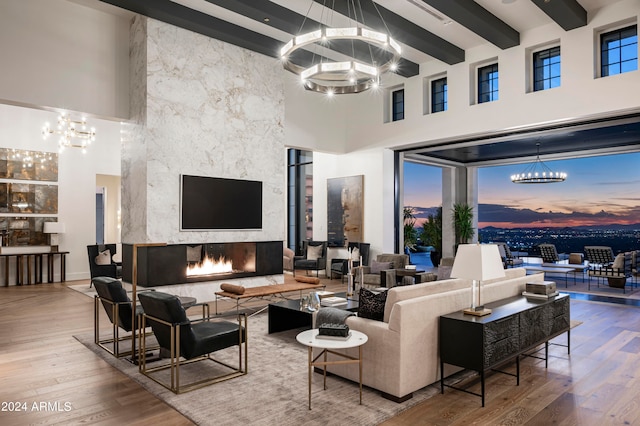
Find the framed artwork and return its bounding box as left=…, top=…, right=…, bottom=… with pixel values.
left=327, top=175, right=364, bottom=247
left=0, top=217, right=55, bottom=246
left=0, top=148, right=60, bottom=248
left=0, top=183, right=58, bottom=214
left=0, top=148, right=58, bottom=181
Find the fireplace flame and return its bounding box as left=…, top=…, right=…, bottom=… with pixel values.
left=186, top=255, right=233, bottom=277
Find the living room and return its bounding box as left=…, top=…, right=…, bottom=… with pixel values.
left=1, top=0, right=639, bottom=424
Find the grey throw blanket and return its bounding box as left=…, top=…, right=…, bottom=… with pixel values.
left=315, top=307, right=355, bottom=327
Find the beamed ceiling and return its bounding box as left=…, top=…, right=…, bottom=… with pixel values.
left=93, top=0, right=640, bottom=165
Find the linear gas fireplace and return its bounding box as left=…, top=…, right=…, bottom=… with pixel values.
left=122, top=241, right=282, bottom=287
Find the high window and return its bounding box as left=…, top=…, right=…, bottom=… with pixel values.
left=478, top=64, right=499, bottom=103
left=392, top=89, right=404, bottom=121
left=287, top=149, right=313, bottom=255
left=533, top=46, right=561, bottom=91
left=601, top=25, right=638, bottom=77
left=431, top=77, right=447, bottom=113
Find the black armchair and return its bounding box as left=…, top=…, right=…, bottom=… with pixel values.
left=588, top=250, right=633, bottom=292
left=496, top=242, right=524, bottom=268
left=294, top=241, right=327, bottom=277
left=93, top=276, right=146, bottom=358
left=138, top=291, right=247, bottom=394
left=539, top=243, right=560, bottom=263
left=87, top=244, right=122, bottom=287
left=330, top=242, right=371, bottom=282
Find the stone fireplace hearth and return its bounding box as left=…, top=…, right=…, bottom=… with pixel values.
left=122, top=241, right=282, bottom=287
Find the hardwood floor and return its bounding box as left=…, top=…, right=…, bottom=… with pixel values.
left=1, top=276, right=640, bottom=425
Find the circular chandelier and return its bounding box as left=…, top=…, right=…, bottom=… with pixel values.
left=42, top=113, right=96, bottom=153
left=280, top=1, right=401, bottom=95
left=511, top=143, right=567, bottom=184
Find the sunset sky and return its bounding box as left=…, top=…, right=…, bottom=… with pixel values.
left=404, top=152, right=640, bottom=229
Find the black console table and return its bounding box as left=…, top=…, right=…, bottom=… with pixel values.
left=0, top=251, right=68, bottom=286
left=439, top=293, right=570, bottom=406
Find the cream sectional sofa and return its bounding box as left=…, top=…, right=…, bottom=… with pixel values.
left=320, top=267, right=545, bottom=402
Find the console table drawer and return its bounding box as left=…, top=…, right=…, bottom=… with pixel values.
left=551, top=297, right=569, bottom=318
left=520, top=306, right=549, bottom=349
left=485, top=315, right=518, bottom=344
left=485, top=335, right=519, bottom=366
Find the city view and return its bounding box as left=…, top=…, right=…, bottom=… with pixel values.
left=404, top=152, right=640, bottom=256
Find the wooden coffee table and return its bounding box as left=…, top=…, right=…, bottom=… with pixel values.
left=296, top=329, right=368, bottom=409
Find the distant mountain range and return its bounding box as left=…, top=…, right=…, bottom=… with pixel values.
left=406, top=204, right=640, bottom=231
left=481, top=223, right=640, bottom=231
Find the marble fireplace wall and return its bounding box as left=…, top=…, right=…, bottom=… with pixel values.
left=123, top=16, right=285, bottom=245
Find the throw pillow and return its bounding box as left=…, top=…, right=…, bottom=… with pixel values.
left=612, top=253, right=625, bottom=270
left=370, top=261, right=393, bottom=274
left=95, top=249, right=111, bottom=266
left=358, top=288, right=387, bottom=321
left=437, top=265, right=452, bottom=280
left=306, top=244, right=323, bottom=260
left=350, top=247, right=361, bottom=260
left=220, top=283, right=245, bottom=295
left=295, top=276, right=320, bottom=284
left=186, top=245, right=202, bottom=263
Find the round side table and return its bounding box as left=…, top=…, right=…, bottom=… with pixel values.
left=296, top=329, right=368, bottom=410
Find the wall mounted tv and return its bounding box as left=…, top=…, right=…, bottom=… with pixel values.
left=180, top=175, right=262, bottom=230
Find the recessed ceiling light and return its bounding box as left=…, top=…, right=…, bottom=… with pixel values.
left=502, top=0, right=517, bottom=4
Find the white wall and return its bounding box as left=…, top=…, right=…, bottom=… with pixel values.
left=283, top=73, right=350, bottom=154
left=0, top=103, right=122, bottom=282
left=339, top=0, right=640, bottom=152
left=122, top=17, right=285, bottom=245
left=283, top=0, right=640, bottom=253
left=312, top=148, right=395, bottom=260
left=0, top=0, right=131, bottom=119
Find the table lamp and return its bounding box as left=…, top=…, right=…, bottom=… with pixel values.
left=43, top=222, right=65, bottom=252
left=450, top=243, right=505, bottom=316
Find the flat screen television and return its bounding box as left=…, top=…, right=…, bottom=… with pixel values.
left=180, top=175, right=262, bottom=230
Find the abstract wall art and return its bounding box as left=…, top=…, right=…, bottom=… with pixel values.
left=327, top=175, right=364, bottom=247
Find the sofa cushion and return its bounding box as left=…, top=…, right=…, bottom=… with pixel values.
left=370, top=261, right=393, bottom=274
left=383, top=278, right=468, bottom=322
left=358, top=288, right=387, bottom=321
left=377, top=254, right=408, bottom=269
left=361, top=273, right=381, bottom=286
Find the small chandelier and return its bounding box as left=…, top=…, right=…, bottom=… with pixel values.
left=42, top=113, right=95, bottom=153
left=511, top=143, right=567, bottom=184
left=280, top=0, right=401, bottom=95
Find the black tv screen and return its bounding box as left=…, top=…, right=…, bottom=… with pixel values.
left=180, top=175, right=262, bottom=230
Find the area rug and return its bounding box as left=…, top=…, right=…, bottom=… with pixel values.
left=75, top=313, right=462, bottom=426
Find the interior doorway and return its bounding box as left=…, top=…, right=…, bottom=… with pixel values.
left=95, top=174, right=121, bottom=245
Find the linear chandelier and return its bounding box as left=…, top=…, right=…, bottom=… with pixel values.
left=511, top=143, right=567, bottom=184
left=42, top=113, right=96, bottom=153
left=280, top=0, right=401, bottom=95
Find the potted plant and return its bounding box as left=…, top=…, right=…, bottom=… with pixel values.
left=403, top=207, right=418, bottom=253
left=421, top=207, right=442, bottom=266
left=453, top=203, right=475, bottom=248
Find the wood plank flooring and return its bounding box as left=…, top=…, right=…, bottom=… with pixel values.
left=1, top=276, right=640, bottom=425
